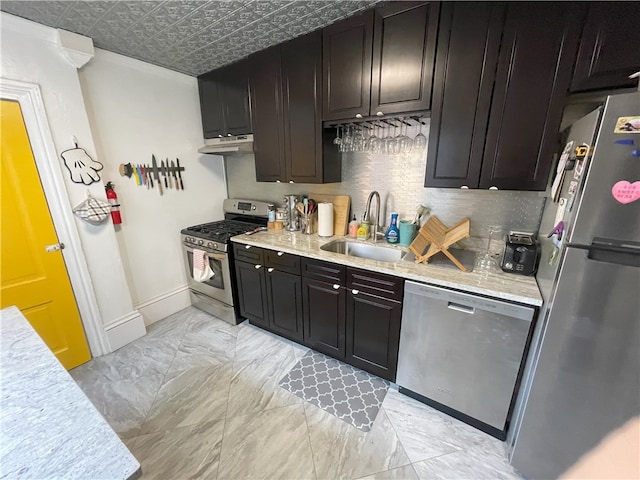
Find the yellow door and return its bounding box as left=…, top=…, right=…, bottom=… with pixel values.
left=1, top=100, right=91, bottom=370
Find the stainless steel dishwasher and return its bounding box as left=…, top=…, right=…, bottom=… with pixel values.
left=396, top=281, right=535, bottom=439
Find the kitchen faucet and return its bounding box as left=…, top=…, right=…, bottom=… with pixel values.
left=364, top=191, right=382, bottom=243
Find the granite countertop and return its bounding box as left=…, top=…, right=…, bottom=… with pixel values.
left=231, top=230, right=542, bottom=306
left=0, top=306, right=141, bottom=480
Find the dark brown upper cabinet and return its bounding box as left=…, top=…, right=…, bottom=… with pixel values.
left=198, top=59, right=251, bottom=139
left=426, top=2, right=583, bottom=191
left=370, top=2, right=439, bottom=116
left=323, top=2, right=438, bottom=121
left=571, top=2, right=640, bottom=92
left=250, top=31, right=341, bottom=184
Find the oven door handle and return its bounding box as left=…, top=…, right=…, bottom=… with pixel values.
left=183, top=244, right=227, bottom=262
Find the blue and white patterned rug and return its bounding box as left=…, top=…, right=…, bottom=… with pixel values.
left=279, top=350, right=389, bottom=432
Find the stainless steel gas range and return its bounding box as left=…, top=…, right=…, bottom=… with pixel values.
left=180, top=199, right=270, bottom=324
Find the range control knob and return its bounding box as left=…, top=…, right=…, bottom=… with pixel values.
left=197, top=239, right=204, bottom=246
left=207, top=242, right=213, bottom=249
left=213, top=243, right=218, bottom=251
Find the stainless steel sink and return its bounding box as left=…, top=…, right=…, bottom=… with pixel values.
left=320, top=239, right=405, bottom=263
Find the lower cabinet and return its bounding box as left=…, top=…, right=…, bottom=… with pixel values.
left=346, top=289, right=402, bottom=380
left=302, top=277, right=346, bottom=359
left=234, top=247, right=404, bottom=381
left=234, top=245, right=303, bottom=343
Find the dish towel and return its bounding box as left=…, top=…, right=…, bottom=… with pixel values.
left=193, top=249, right=215, bottom=282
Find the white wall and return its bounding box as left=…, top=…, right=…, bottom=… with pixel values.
left=0, top=13, right=144, bottom=351
left=78, top=49, right=227, bottom=324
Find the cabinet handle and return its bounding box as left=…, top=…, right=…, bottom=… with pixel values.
left=355, top=113, right=363, bottom=119
left=245, top=245, right=251, bottom=249
left=268, top=268, right=274, bottom=273
left=289, top=180, right=294, bottom=184
left=376, top=111, right=384, bottom=117
left=217, top=134, right=223, bottom=138
left=277, top=251, right=284, bottom=256
left=276, top=180, right=281, bottom=183
left=489, top=186, right=498, bottom=190
left=227, top=133, right=232, bottom=137
left=352, top=289, right=359, bottom=295
left=333, top=284, right=340, bottom=290
left=460, top=185, right=469, bottom=189
left=255, top=264, right=262, bottom=269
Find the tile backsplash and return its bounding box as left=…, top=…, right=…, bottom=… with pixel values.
left=224, top=123, right=546, bottom=238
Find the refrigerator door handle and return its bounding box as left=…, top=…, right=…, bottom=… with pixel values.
left=587, top=242, right=640, bottom=267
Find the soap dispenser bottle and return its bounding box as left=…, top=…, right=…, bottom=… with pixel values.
left=385, top=213, right=400, bottom=244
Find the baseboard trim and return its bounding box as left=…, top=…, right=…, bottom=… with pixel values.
left=135, top=285, right=191, bottom=327
left=104, top=310, right=145, bottom=351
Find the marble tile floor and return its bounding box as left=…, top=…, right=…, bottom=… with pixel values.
left=71, top=306, right=523, bottom=480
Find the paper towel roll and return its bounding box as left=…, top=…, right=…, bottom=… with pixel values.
left=318, top=202, right=334, bottom=237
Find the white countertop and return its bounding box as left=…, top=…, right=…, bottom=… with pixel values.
left=231, top=230, right=542, bottom=307
left=0, top=306, right=141, bottom=480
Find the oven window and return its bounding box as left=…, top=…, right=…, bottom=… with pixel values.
left=187, top=251, right=224, bottom=290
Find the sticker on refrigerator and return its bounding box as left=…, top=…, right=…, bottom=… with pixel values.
left=614, top=116, right=640, bottom=133
left=554, top=197, right=567, bottom=226
left=611, top=180, right=640, bottom=204
left=568, top=181, right=578, bottom=196
left=573, top=160, right=584, bottom=180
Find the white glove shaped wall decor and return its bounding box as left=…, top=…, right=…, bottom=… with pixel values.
left=61, top=143, right=104, bottom=185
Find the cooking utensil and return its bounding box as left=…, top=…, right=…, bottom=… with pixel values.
left=176, top=158, right=184, bottom=190
left=161, top=160, right=168, bottom=189
left=308, top=199, right=317, bottom=214
left=244, top=226, right=267, bottom=235
left=170, top=160, right=178, bottom=189
left=152, top=155, right=162, bottom=195
left=118, top=163, right=133, bottom=177
left=412, top=205, right=427, bottom=224
left=147, top=164, right=154, bottom=188
left=296, top=202, right=305, bottom=215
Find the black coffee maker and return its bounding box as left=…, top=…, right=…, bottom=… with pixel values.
left=501, top=232, right=540, bottom=276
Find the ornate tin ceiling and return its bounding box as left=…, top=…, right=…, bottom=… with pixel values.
left=1, top=1, right=380, bottom=76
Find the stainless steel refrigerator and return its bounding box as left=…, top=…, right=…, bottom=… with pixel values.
left=509, top=91, right=640, bottom=479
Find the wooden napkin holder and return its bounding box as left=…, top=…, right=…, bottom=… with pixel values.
left=408, top=216, right=470, bottom=271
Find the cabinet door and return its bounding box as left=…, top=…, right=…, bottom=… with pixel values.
left=198, top=74, right=226, bottom=139
left=265, top=269, right=304, bottom=342
left=346, top=290, right=402, bottom=381
left=302, top=278, right=346, bottom=360
left=571, top=2, right=640, bottom=92
left=281, top=31, right=324, bottom=184
left=234, top=261, right=269, bottom=329
left=370, top=2, right=439, bottom=116
left=480, top=2, right=582, bottom=191
left=250, top=46, right=286, bottom=182
left=221, top=60, right=252, bottom=135
left=322, top=11, right=374, bottom=121
left=425, top=2, right=504, bottom=188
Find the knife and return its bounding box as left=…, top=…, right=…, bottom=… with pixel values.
left=170, top=160, right=178, bottom=189
left=152, top=154, right=162, bottom=195
left=161, top=160, right=168, bottom=189
left=140, top=165, right=146, bottom=187
left=176, top=158, right=184, bottom=190
left=147, top=164, right=154, bottom=188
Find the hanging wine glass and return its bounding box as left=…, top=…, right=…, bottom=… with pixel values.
left=365, top=124, right=377, bottom=151
left=414, top=117, right=427, bottom=151
left=353, top=125, right=365, bottom=152
left=333, top=125, right=342, bottom=146
left=372, top=125, right=383, bottom=154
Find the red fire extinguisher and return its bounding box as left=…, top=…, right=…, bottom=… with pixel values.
left=105, top=182, right=122, bottom=225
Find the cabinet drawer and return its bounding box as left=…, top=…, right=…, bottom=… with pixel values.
left=302, top=258, right=346, bottom=284
left=347, top=268, right=404, bottom=301
left=233, top=243, right=264, bottom=264
left=264, top=249, right=301, bottom=275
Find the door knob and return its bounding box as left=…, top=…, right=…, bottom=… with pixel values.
left=254, top=264, right=262, bottom=269
left=267, top=268, right=274, bottom=273
left=352, top=289, right=359, bottom=295
left=355, top=113, right=363, bottom=119
left=333, top=284, right=340, bottom=289
left=277, top=251, right=284, bottom=256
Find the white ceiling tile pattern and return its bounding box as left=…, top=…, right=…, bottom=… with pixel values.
left=1, top=0, right=380, bottom=76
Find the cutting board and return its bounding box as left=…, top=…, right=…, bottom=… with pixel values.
left=309, top=194, right=350, bottom=236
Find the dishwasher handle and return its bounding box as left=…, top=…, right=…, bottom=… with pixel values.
left=404, top=280, right=535, bottom=322
left=448, top=302, right=475, bottom=315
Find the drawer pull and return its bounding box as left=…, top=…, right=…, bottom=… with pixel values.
left=255, top=264, right=262, bottom=269
left=333, top=284, right=340, bottom=290
left=245, top=245, right=251, bottom=249
left=447, top=302, right=475, bottom=315
left=268, top=268, right=274, bottom=273
left=352, top=289, right=359, bottom=295
left=277, top=251, right=284, bottom=256
left=355, top=113, right=363, bottom=119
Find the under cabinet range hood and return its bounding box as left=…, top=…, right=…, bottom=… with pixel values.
left=198, top=134, right=253, bottom=155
